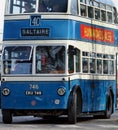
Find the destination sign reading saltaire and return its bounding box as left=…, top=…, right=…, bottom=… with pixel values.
left=21, top=28, right=50, bottom=36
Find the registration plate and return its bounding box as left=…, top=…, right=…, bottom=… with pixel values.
left=25, top=91, right=42, bottom=96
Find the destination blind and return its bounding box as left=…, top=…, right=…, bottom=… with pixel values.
left=21, top=28, right=50, bottom=36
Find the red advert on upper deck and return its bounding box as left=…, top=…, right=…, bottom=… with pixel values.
left=80, top=24, right=114, bottom=44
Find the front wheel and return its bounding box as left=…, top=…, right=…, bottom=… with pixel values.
left=2, top=109, right=12, bottom=124
left=68, top=92, right=77, bottom=124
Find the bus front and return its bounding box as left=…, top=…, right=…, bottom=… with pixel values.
left=1, top=0, right=79, bottom=124
left=2, top=44, right=72, bottom=122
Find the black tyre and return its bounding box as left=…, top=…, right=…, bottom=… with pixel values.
left=2, top=109, right=12, bottom=124
left=68, top=92, right=77, bottom=124
left=104, top=92, right=113, bottom=119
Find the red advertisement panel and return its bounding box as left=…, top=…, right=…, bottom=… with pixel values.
left=81, top=24, right=114, bottom=44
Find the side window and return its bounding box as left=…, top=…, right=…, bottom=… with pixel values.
left=95, top=8, right=100, bottom=20
left=113, top=7, right=118, bottom=24
left=82, top=58, right=88, bottom=73
left=97, top=59, right=102, bottom=74
left=103, top=60, right=108, bottom=74
left=82, top=52, right=115, bottom=75
left=101, top=10, right=106, bottom=21
left=88, top=6, right=94, bottom=18
left=82, top=51, right=89, bottom=73
left=109, top=60, right=114, bottom=74
left=107, top=12, right=112, bottom=23
left=80, top=4, right=87, bottom=16
left=90, top=58, right=96, bottom=73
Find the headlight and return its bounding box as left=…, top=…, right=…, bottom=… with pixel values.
left=2, top=88, right=10, bottom=96
left=57, top=87, right=66, bottom=96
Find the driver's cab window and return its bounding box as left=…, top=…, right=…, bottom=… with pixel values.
left=3, top=46, right=32, bottom=74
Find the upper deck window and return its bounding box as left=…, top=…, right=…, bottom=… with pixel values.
left=93, top=1, right=100, bottom=7
left=70, top=0, right=78, bottom=15
left=106, top=5, right=112, bottom=11
left=88, top=0, right=93, bottom=6
left=100, top=3, right=106, bottom=9
left=5, top=0, right=36, bottom=14
left=5, top=0, right=68, bottom=14
left=80, top=4, right=87, bottom=16
left=80, top=0, right=86, bottom=4
left=38, top=0, right=67, bottom=12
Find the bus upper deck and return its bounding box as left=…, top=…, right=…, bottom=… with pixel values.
left=5, top=0, right=117, bottom=23
left=3, top=0, right=118, bottom=45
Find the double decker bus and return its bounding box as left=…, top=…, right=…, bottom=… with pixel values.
left=1, top=0, right=118, bottom=124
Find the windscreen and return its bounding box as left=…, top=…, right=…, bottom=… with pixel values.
left=3, top=45, right=65, bottom=75
left=36, top=46, right=65, bottom=74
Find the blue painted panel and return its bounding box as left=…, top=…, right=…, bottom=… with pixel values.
left=69, top=78, right=116, bottom=112
left=1, top=79, right=116, bottom=112
left=1, top=81, right=69, bottom=109
left=3, top=18, right=118, bottom=46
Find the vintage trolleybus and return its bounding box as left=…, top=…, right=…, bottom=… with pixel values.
left=1, top=0, right=118, bottom=124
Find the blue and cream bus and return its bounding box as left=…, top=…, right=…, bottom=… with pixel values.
left=1, top=0, right=118, bottom=124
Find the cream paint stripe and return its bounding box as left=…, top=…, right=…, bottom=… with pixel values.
left=1, top=76, right=68, bottom=82
left=4, top=14, right=117, bottom=29
left=1, top=74, right=115, bottom=82
left=2, top=40, right=68, bottom=45
left=2, top=40, right=117, bottom=55
left=71, top=41, right=116, bottom=54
